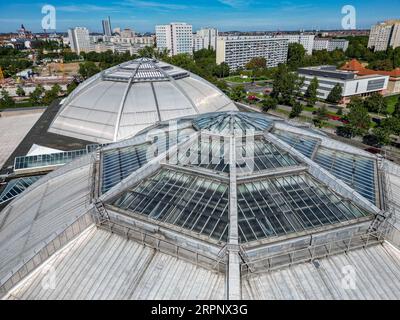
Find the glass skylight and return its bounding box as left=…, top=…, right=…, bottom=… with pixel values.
left=273, top=129, right=320, bottom=158
left=237, top=173, right=371, bottom=243
left=314, top=148, right=377, bottom=205
left=112, top=168, right=229, bottom=242
left=0, top=176, right=42, bottom=205
left=14, top=149, right=87, bottom=171
left=194, top=113, right=273, bottom=134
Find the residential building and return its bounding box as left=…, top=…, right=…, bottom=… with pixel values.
left=368, top=20, right=400, bottom=51
left=121, top=28, right=135, bottom=39
left=313, top=38, right=349, bottom=52
left=193, top=28, right=218, bottom=52
left=102, top=17, right=112, bottom=36
left=327, top=39, right=349, bottom=52
left=216, top=36, right=288, bottom=70
left=133, top=36, right=155, bottom=46
left=274, top=34, right=315, bottom=55
left=313, top=38, right=330, bottom=51
left=68, top=27, right=92, bottom=53
left=298, top=65, right=389, bottom=104
left=341, top=59, right=400, bottom=94
left=155, top=23, right=193, bottom=56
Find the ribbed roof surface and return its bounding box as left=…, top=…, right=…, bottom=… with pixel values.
left=48, top=58, right=237, bottom=144
left=1, top=111, right=400, bottom=300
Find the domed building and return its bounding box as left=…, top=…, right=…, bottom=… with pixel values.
left=0, top=111, right=399, bottom=300
left=48, top=58, right=238, bottom=144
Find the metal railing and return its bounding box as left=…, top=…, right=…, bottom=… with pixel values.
left=97, top=219, right=227, bottom=274
left=240, top=226, right=388, bottom=277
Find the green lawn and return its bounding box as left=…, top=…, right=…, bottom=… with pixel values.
left=223, top=76, right=253, bottom=83
left=385, top=94, right=400, bottom=114
left=224, top=75, right=271, bottom=83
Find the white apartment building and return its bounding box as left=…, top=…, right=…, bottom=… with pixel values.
left=328, top=39, right=349, bottom=52
left=216, top=36, right=288, bottom=71
left=193, top=28, right=218, bottom=52
left=68, top=27, right=92, bottom=53
left=156, top=23, right=193, bottom=56
left=313, top=38, right=330, bottom=51
left=368, top=20, right=400, bottom=51
left=298, top=65, right=389, bottom=104
left=313, top=38, right=349, bottom=52
left=274, top=34, right=315, bottom=55
left=133, top=36, right=155, bottom=46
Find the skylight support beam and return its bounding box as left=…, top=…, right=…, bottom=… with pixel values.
left=226, top=134, right=242, bottom=300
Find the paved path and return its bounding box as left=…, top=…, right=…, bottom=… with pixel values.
left=0, top=112, right=43, bottom=169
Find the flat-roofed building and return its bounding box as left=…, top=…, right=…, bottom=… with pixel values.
left=298, top=65, right=389, bottom=104
left=193, top=28, right=218, bottom=52
left=274, top=34, right=315, bottom=55
left=156, top=23, right=193, bottom=56
left=368, top=20, right=400, bottom=51
left=313, top=38, right=349, bottom=52
left=216, top=36, right=288, bottom=71
left=68, top=27, right=92, bottom=53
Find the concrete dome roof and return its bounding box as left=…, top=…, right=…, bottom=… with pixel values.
left=48, top=58, right=237, bottom=144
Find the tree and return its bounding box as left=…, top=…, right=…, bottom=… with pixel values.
left=392, top=96, right=400, bottom=118
left=364, top=93, right=387, bottom=114
left=78, top=61, right=100, bottom=79
left=245, top=57, right=267, bottom=71
left=345, top=97, right=371, bottom=136
left=42, top=84, right=62, bottom=105
left=67, top=81, right=78, bottom=95
left=29, top=85, right=45, bottom=105
left=245, top=57, right=267, bottom=82
left=371, top=127, right=391, bottom=146
left=51, top=84, right=62, bottom=95
left=289, top=101, right=303, bottom=118
left=138, top=46, right=155, bottom=58
left=213, top=62, right=230, bottom=78
left=327, top=83, right=343, bottom=104
left=230, top=85, right=246, bottom=102
left=381, top=116, right=400, bottom=136
left=261, top=96, right=278, bottom=112
left=271, top=64, right=303, bottom=104
left=0, top=89, right=15, bottom=108
left=305, top=77, right=319, bottom=107
left=16, top=86, right=26, bottom=97
left=313, top=106, right=329, bottom=128
left=287, top=43, right=306, bottom=70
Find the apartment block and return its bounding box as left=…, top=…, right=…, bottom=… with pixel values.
left=368, top=20, right=400, bottom=51
left=193, top=28, right=218, bottom=52
left=216, top=36, right=288, bottom=70
left=68, top=27, right=92, bottom=53
left=313, top=38, right=349, bottom=52
left=274, top=34, right=315, bottom=55
left=156, top=23, right=193, bottom=56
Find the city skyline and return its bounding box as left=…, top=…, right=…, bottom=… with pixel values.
left=0, top=0, right=399, bottom=33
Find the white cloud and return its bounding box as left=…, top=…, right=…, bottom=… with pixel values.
left=217, top=0, right=249, bottom=8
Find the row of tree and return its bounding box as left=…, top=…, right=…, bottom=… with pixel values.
left=338, top=95, right=400, bottom=146
left=0, top=83, right=70, bottom=109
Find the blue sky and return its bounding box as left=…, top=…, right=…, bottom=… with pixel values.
left=0, top=0, right=399, bottom=33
